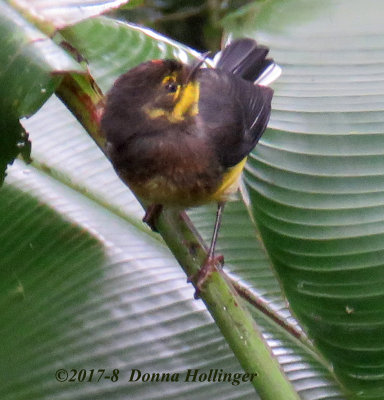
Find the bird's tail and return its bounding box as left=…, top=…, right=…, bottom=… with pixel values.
left=215, top=38, right=281, bottom=86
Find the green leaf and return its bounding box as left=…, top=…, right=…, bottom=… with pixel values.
left=1, top=121, right=345, bottom=400
left=223, top=0, right=384, bottom=397
left=0, top=0, right=81, bottom=185
left=2, top=162, right=246, bottom=400
left=9, top=0, right=131, bottom=28
left=0, top=2, right=80, bottom=115
left=118, top=0, right=144, bottom=10
left=0, top=113, right=30, bottom=185
left=59, top=17, right=203, bottom=93
left=1, top=16, right=347, bottom=399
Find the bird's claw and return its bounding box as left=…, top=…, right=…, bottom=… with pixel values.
left=143, top=204, right=163, bottom=232
left=188, top=254, right=224, bottom=299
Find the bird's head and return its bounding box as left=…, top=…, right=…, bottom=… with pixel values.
left=103, top=59, right=203, bottom=127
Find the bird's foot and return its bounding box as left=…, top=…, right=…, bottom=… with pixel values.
left=143, top=204, right=163, bottom=232
left=188, top=253, right=224, bottom=299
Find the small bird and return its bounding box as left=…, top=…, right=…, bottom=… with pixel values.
left=101, top=38, right=278, bottom=293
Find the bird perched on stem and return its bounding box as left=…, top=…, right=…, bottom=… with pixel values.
left=101, top=38, right=279, bottom=296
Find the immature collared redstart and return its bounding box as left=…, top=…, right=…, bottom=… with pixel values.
left=101, top=38, right=278, bottom=293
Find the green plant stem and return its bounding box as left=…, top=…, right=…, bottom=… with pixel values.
left=56, top=72, right=300, bottom=399
left=160, top=210, right=301, bottom=399
left=56, top=73, right=106, bottom=152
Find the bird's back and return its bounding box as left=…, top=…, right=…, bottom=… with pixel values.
left=197, top=39, right=274, bottom=170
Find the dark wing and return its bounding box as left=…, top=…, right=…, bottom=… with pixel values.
left=197, top=68, right=273, bottom=168
left=216, top=38, right=274, bottom=82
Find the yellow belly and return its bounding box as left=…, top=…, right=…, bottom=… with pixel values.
left=127, top=157, right=247, bottom=207
left=209, top=157, right=247, bottom=202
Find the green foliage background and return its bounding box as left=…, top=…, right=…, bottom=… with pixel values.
left=112, top=0, right=256, bottom=51
left=1, top=0, right=384, bottom=399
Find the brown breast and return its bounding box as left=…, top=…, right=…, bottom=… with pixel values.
left=117, top=131, right=224, bottom=206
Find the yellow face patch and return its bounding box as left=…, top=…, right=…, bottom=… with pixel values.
left=146, top=80, right=200, bottom=123
left=172, top=81, right=199, bottom=120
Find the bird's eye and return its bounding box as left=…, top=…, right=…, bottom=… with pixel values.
left=165, top=81, right=178, bottom=93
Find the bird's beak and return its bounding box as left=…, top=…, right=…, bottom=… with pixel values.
left=171, top=52, right=211, bottom=121
left=186, top=51, right=211, bottom=84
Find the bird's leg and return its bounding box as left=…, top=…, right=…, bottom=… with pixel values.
left=191, top=202, right=225, bottom=298
left=143, top=204, right=163, bottom=232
